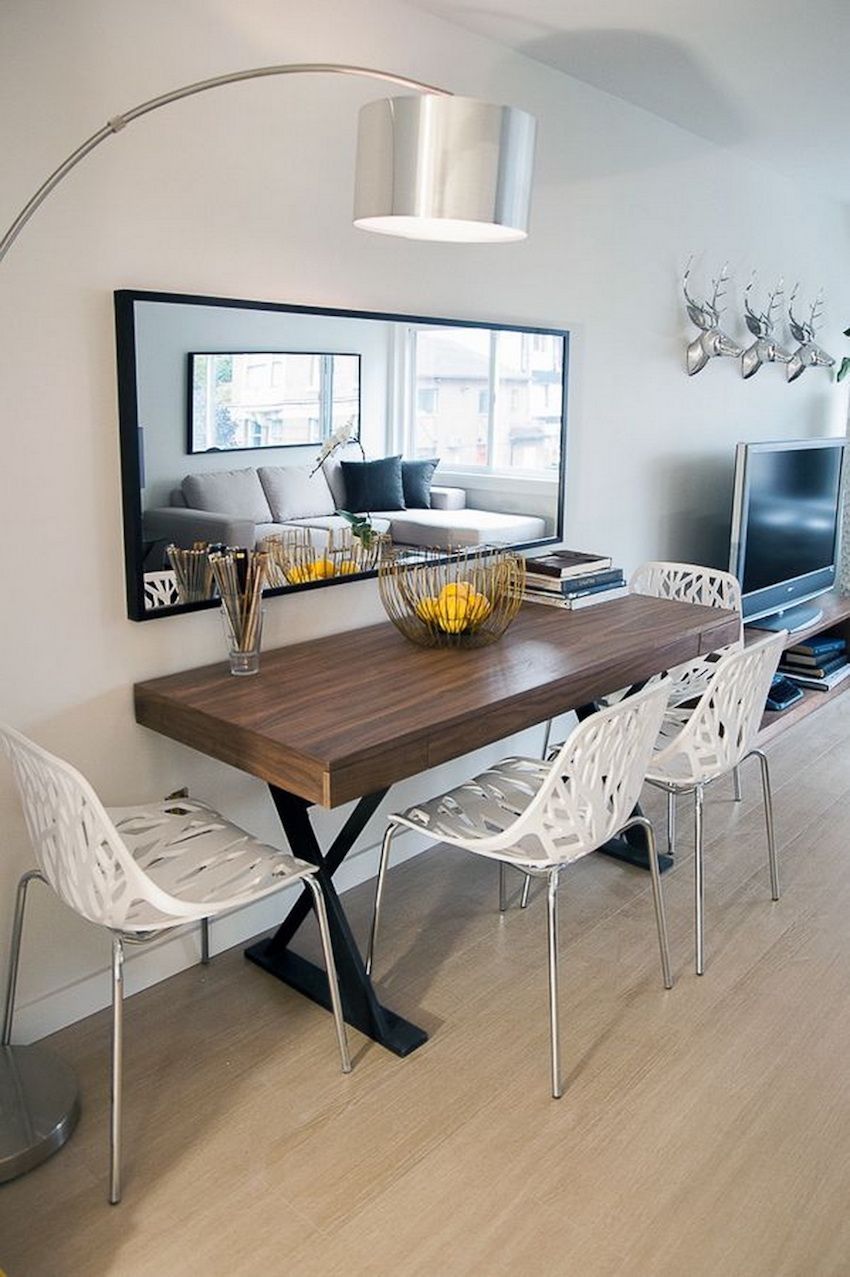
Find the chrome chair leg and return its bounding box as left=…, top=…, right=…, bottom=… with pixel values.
left=498, top=861, right=508, bottom=913
left=303, top=876, right=352, bottom=1075
left=546, top=868, right=562, bottom=1099
left=2, top=869, right=44, bottom=1045
left=666, top=789, right=676, bottom=860
left=694, top=785, right=705, bottom=975
left=200, top=917, right=210, bottom=966
left=110, top=934, right=124, bottom=1205
left=750, top=748, right=779, bottom=900
left=520, top=873, right=532, bottom=910
left=366, top=824, right=396, bottom=977
left=624, top=816, right=673, bottom=990
left=732, top=765, right=743, bottom=802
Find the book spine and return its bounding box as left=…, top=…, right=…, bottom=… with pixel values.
left=528, top=557, right=612, bottom=578
left=781, top=653, right=842, bottom=674
left=562, top=579, right=627, bottom=600
left=787, top=639, right=847, bottom=658
left=523, top=585, right=628, bottom=609
left=522, top=591, right=570, bottom=608
left=569, top=587, right=629, bottom=609
left=783, top=663, right=850, bottom=691
left=780, top=656, right=846, bottom=679
left=525, top=569, right=624, bottom=594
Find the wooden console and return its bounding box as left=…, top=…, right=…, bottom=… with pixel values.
left=753, top=589, right=850, bottom=745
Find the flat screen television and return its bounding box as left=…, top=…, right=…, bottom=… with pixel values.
left=729, top=438, right=846, bottom=631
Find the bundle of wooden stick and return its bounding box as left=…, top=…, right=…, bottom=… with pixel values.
left=166, top=542, right=216, bottom=603
left=208, top=548, right=269, bottom=652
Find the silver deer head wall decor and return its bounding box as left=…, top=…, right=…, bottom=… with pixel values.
left=786, top=286, right=835, bottom=382
left=740, top=276, right=793, bottom=379
left=683, top=260, right=744, bottom=376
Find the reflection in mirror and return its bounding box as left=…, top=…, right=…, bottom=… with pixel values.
left=115, top=291, right=569, bottom=620
left=189, top=352, right=361, bottom=453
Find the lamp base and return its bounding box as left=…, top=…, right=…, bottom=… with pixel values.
left=0, top=1043, right=80, bottom=1183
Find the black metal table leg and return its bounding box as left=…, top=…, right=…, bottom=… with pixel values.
left=574, top=697, right=673, bottom=874
left=245, top=787, right=428, bottom=1057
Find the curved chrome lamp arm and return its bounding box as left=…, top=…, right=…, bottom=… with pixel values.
left=0, top=63, right=452, bottom=263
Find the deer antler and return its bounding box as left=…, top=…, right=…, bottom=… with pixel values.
left=683, top=256, right=713, bottom=330
left=683, top=255, right=700, bottom=310
left=707, top=263, right=730, bottom=322
left=766, top=278, right=784, bottom=319
left=809, top=289, right=825, bottom=332
left=743, top=273, right=762, bottom=336
left=788, top=283, right=809, bottom=343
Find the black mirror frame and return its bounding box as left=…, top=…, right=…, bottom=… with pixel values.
left=115, top=288, right=570, bottom=622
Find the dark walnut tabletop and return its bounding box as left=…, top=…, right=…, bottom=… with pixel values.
left=134, top=596, right=739, bottom=808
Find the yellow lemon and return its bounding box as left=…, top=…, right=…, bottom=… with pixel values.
left=439, top=580, right=473, bottom=601
left=337, top=560, right=359, bottom=575
left=286, top=565, right=310, bottom=584
left=416, top=595, right=440, bottom=622
left=435, top=595, right=471, bottom=632
left=466, top=592, right=492, bottom=627
left=309, top=557, right=336, bottom=580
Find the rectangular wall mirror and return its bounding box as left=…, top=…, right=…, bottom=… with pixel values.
left=115, top=290, right=569, bottom=620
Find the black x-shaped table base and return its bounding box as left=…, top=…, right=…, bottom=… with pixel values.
left=245, top=785, right=428, bottom=1058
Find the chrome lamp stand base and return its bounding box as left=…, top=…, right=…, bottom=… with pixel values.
left=0, top=1043, right=80, bottom=1183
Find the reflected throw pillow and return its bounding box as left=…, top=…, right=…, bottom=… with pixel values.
left=402, top=458, right=440, bottom=509
left=340, top=455, right=405, bottom=513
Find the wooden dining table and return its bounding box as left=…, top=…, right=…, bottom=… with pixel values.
left=134, top=595, right=739, bottom=1056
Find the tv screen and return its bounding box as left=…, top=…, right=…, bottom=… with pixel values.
left=742, top=446, right=843, bottom=592
left=730, top=438, right=846, bottom=626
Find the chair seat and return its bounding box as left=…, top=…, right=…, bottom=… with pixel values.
left=392, top=756, right=567, bottom=868
left=107, top=798, right=314, bottom=931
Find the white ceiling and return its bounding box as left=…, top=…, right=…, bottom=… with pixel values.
left=407, top=0, right=850, bottom=204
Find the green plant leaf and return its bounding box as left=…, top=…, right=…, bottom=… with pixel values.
left=335, top=509, right=375, bottom=548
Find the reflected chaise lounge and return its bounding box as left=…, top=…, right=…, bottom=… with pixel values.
left=142, top=458, right=547, bottom=559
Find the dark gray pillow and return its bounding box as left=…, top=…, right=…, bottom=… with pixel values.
left=340, top=456, right=405, bottom=513
left=402, top=458, right=440, bottom=509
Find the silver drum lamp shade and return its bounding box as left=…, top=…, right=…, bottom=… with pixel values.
left=353, top=95, right=536, bottom=243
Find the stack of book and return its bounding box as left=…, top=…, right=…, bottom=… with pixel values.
left=523, top=550, right=627, bottom=610
left=778, top=635, right=850, bottom=692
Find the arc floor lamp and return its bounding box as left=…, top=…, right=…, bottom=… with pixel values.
left=0, top=62, right=537, bottom=1186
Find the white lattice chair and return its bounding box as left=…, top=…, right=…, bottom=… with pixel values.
left=0, top=724, right=351, bottom=1204
left=142, top=570, right=180, bottom=610
left=538, top=561, right=744, bottom=886
left=645, top=630, right=786, bottom=976
left=629, top=561, right=743, bottom=705
left=366, top=680, right=673, bottom=1099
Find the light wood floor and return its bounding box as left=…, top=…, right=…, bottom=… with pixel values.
left=4, top=698, right=850, bottom=1276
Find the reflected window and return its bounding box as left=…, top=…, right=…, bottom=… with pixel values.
left=408, top=327, right=563, bottom=474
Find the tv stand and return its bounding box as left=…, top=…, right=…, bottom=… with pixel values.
left=754, top=588, right=850, bottom=745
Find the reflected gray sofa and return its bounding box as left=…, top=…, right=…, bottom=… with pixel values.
left=142, top=459, right=546, bottom=555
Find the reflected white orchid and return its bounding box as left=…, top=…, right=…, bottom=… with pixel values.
left=309, top=415, right=364, bottom=476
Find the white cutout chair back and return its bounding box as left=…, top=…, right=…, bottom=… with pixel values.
left=0, top=724, right=163, bottom=930
left=630, top=561, right=743, bottom=704
left=649, top=631, right=785, bottom=787
left=630, top=561, right=743, bottom=631
left=407, top=679, right=670, bottom=867
left=0, top=724, right=301, bottom=931
left=143, top=570, right=180, bottom=610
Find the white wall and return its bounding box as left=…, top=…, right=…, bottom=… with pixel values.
left=1, top=0, right=848, bottom=1041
